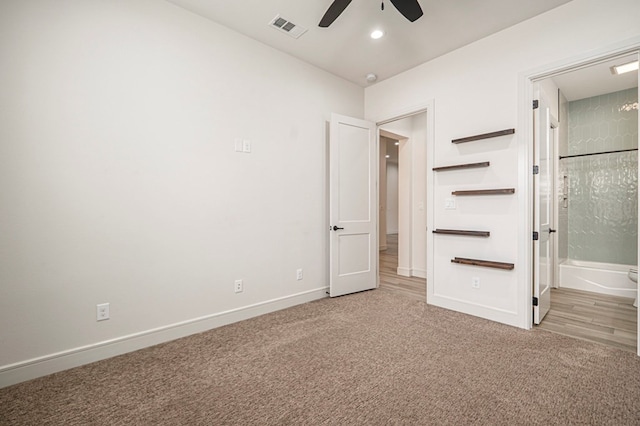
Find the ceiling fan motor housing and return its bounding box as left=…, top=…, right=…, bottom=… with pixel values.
left=319, top=0, right=423, bottom=27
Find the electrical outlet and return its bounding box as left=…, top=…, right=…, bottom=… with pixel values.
left=96, top=303, right=110, bottom=321
left=472, top=277, right=480, bottom=289
left=242, top=139, right=251, bottom=153
left=296, top=269, right=303, bottom=280
left=234, top=279, right=243, bottom=293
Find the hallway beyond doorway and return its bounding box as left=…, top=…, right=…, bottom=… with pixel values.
left=379, top=234, right=426, bottom=301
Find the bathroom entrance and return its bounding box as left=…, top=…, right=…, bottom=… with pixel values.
left=533, top=52, right=639, bottom=353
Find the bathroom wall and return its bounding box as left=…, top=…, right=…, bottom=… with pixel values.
left=558, top=91, right=569, bottom=262
left=563, top=88, right=639, bottom=265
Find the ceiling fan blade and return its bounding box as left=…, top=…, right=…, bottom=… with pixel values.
left=319, top=0, right=353, bottom=27
left=390, top=0, right=423, bottom=22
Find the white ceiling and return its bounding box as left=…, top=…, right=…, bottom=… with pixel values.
left=165, top=0, right=574, bottom=86
left=550, top=54, right=639, bottom=101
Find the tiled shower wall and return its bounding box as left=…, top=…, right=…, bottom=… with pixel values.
left=560, top=88, right=638, bottom=265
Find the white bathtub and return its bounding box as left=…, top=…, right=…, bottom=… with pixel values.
left=559, top=259, right=637, bottom=299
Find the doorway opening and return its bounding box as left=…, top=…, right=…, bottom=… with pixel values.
left=532, top=52, right=639, bottom=353
left=377, top=112, right=428, bottom=302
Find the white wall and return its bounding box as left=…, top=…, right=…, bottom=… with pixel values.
left=539, top=79, right=560, bottom=122
left=379, top=138, right=388, bottom=249
left=0, top=0, right=363, bottom=386
left=386, top=162, right=399, bottom=234
left=410, top=114, right=428, bottom=278
left=365, top=0, right=640, bottom=328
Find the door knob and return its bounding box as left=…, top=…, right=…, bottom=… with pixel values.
left=548, top=228, right=556, bottom=233
left=332, top=226, right=344, bottom=231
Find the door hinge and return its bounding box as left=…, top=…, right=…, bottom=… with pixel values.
left=533, top=165, right=539, bottom=175
left=533, top=231, right=539, bottom=241
left=533, top=100, right=539, bottom=109
left=532, top=296, right=539, bottom=306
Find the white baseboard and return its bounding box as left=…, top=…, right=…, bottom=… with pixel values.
left=396, top=267, right=426, bottom=279
left=397, top=267, right=412, bottom=277
left=412, top=268, right=426, bottom=279
left=429, top=293, right=521, bottom=328
left=0, top=287, right=329, bottom=389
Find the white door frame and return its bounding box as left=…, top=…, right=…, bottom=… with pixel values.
left=546, top=119, right=559, bottom=296
left=372, top=100, right=435, bottom=298
left=550, top=124, right=560, bottom=291
left=518, top=40, right=640, bottom=356
left=533, top=89, right=558, bottom=324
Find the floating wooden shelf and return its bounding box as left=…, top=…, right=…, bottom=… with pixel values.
left=432, top=161, right=490, bottom=172
left=452, top=188, right=515, bottom=196
left=451, top=257, right=514, bottom=270
left=433, top=229, right=490, bottom=237
left=452, top=128, right=515, bottom=144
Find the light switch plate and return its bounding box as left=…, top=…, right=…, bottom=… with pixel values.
left=444, top=198, right=456, bottom=210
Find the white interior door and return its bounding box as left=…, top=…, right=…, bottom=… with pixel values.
left=329, top=113, right=377, bottom=297
left=533, top=93, right=553, bottom=324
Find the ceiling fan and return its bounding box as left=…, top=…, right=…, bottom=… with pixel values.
left=319, top=0, right=423, bottom=28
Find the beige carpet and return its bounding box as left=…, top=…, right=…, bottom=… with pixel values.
left=1, top=289, right=639, bottom=425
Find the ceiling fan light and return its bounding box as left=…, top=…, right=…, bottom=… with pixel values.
left=370, top=29, right=384, bottom=39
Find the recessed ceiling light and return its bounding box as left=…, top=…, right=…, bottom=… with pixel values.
left=370, top=29, right=384, bottom=39
left=610, top=60, right=639, bottom=75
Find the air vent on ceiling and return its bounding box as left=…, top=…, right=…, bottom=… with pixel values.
left=269, top=15, right=307, bottom=39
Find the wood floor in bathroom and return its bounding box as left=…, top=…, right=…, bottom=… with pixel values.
left=380, top=234, right=637, bottom=353
left=537, top=288, right=638, bottom=353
